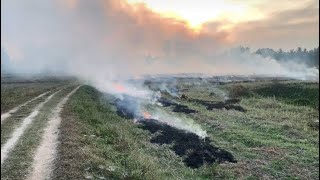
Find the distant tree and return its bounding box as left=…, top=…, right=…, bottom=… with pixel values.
left=239, top=46, right=250, bottom=53
left=297, top=47, right=302, bottom=53
left=255, top=48, right=275, bottom=58
left=275, top=48, right=284, bottom=60
left=252, top=46, right=319, bottom=68
left=256, top=49, right=262, bottom=55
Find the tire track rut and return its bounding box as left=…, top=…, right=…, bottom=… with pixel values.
left=1, top=89, right=61, bottom=165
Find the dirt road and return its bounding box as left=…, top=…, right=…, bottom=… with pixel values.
left=1, top=84, right=80, bottom=180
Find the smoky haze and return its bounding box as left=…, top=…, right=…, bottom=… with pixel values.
left=1, top=0, right=319, bottom=138
left=1, top=0, right=319, bottom=81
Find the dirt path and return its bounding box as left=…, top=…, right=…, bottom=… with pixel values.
left=27, top=86, right=81, bottom=180
left=1, top=91, right=51, bottom=124
left=1, top=89, right=61, bottom=165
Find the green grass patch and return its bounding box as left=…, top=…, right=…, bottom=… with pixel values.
left=225, top=81, right=319, bottom=109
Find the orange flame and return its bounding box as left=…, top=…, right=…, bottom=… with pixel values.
left=142, top=111, right=152, bottom=119
left=113, top=83, right=126, bottom=93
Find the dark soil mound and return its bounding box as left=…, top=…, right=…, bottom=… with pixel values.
left=139, top=119, right=237, bottom=168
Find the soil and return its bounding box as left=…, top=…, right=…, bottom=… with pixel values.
left=139, top=119, right=237, bottom=168
left=28, top=86, right=81, bottom=180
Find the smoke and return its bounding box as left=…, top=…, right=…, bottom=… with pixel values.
left=146, top=107, right=207, bottom=138
left=158, top=80, right=179, bottom=97
left=111, top=87, right=207, bottom=138
left=2, top=4, right=318, bottom=90
left=2, top=0, right=318, bottom=80
left=210, top=87, right=230, bottom=101
left=1, top=0, right=318, bottom=136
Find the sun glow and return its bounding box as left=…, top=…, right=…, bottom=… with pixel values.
left=127, top=0, right=264, bottom=31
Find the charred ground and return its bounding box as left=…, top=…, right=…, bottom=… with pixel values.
left=139, top=119, right=236, bottom=168
left=112, top=90, right=237, bottom=169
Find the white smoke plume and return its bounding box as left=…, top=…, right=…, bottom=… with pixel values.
left=1, top=0, right=318, bottom=136
left=2, top=0, right=318, bottom=81
left=146, top=108, right=207, bottom=138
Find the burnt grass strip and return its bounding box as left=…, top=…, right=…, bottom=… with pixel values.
left=114, top=99, right=237, bottom=169
left=158, top=97, right=197, bottom=114
left=172, top=104, right=197, bottom=114
left=158, top=96, right=244, bottom=113
left=138, top=119, right=237, bottom=168
left=114, top=96, right=197, bottom=117
left=192, top=98, right=246, bottom=112
left=158, top=97, right=177, bottom=107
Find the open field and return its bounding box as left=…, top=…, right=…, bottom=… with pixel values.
left=1, top=75, right=319, bottom=179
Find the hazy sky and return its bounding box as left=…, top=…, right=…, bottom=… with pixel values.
left=1, top=0, right=319, bottom=77
left=127, top=0, right=319, bottom=50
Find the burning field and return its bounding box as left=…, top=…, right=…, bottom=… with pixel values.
left=92, top=76, right=318, bottom=178
left=115, top=95, right=237, bottom=169
left=2, top=0, right=319, bottom=179
left=1, top=76, right=319, bottom=179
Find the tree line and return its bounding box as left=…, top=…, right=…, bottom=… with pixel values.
left=238, top=46, right=319, bottom=68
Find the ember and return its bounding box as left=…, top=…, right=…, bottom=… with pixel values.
left=142, top=111, right=152, bottom=119
left=113, top=83, right=126, bottom=93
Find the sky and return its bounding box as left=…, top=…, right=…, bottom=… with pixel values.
left=126, top=0, right=319, bottom=49
left=0, top=0, right=319, bottom=79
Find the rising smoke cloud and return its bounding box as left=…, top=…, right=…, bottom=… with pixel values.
left=2, top=0, right=318, bottom=137
left=1, top=0, right=318, bottom=81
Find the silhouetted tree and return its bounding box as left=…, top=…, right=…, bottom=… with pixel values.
left=252, top=46, right=319, bottom=68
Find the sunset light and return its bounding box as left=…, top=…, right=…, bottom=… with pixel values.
left=127, top=0, right=264, bottom=30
